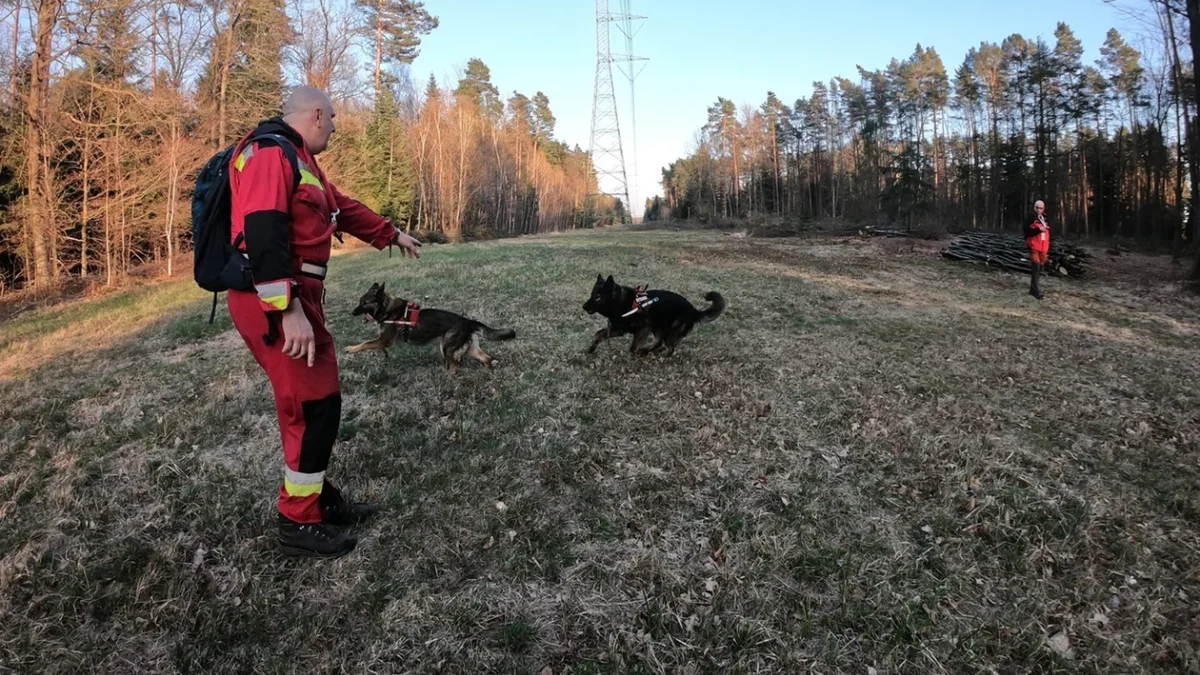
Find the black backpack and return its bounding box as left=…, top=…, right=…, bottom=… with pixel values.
left=191, top=132, right=301, bottom=322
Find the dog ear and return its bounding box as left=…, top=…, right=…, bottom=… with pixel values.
left=604, top=275, right=614, bottom=287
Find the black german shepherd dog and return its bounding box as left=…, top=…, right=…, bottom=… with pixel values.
left=347, top=282, right=515, bottom=370
left=582, top=275, right=725, bottom=356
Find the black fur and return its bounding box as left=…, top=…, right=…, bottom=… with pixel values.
left=347, top=282, right=515, bottom=370
left=582, top=274, right=725, bottom=357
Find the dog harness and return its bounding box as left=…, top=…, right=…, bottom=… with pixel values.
left=622, top=285, right=659, bottom=317
left=382, top=301, right=421, bottom=331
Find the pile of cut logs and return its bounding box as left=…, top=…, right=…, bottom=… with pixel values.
left=859, top=226, right=913, bottom=238
left=942, top=231, right=1091, bottom=277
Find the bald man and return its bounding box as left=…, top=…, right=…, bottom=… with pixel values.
left=226, top=86, right=422, bottom=558
left=1024, top=200, right=1050, bottom=300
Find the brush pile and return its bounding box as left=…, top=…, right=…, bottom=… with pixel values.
left=942, top=231, right=1091, bottom=277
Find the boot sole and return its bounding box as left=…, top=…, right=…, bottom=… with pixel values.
left=323, top=515, right=377, bottom=527
left=278, top=541, right=357, bottom=559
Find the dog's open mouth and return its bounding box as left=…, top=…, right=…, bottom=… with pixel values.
left=362, top=315, right=376, bottom=324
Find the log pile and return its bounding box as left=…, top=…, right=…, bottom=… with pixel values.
left=942, top=231, right=1091, bottom=278
left=859, top=226, right=913, bottom=238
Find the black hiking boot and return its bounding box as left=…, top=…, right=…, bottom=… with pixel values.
left=320, top=481, right=378, bottom=526
left=278, top=515, right=357, bottom=558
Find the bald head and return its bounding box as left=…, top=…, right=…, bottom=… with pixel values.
left=284, top=86, right=331, bottom=117
left=1034, top=200, right=1045, bottom=216
left=283, top=85, right=336, bottom=154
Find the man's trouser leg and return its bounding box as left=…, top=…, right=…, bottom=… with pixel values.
left=228, top=290, right=340, bottom=524
left=1029, top=250, right=1044, bottom=296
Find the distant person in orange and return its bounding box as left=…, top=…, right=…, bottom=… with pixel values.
left=1025, top=200, right=1050, bottom=300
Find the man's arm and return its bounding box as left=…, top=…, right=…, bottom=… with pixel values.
left=238, top=143, right=298, bottom=313
left=328, top=182, right=397, bottom=249
left=328, top=182, right=422, bottom=257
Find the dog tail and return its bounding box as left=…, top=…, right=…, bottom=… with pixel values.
left=696, top=292, right=725, bottom=324
left=478, top=324, right=517, bottom=341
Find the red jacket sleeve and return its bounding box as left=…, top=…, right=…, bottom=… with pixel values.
left=329, top=181, right=397, bottom=250
left=235, top=142, right=297, bottom=312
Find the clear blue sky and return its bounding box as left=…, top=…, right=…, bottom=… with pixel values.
left=405, top=0, right=1150, bottom=216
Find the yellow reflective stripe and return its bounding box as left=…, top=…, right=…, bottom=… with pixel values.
left=299, top=170, right=323, bottom=190
left=233, top=145, right=324, bottom=186
left=284, top=468, right=325, bottom=498
left=284, top=478, right=323, bottom=497
left=296, top=160, right=324, bottom=190
left=261, top=295, right=289, bottom=311
left=257, top=280, right=291, bottom=311
left=234, top=146, right=254, bottom=171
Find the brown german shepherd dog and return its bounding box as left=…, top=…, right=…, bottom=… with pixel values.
left=346, top=282, right=515, bottom=370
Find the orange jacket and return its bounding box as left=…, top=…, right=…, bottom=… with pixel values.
left=1024, top=215, right=1050, bottom=254
left=229, top=118, right=396, bottom=313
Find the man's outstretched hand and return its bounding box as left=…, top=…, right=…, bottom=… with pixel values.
left=390, top=225, right=422, bottom=259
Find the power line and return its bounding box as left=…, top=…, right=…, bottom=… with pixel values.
left=588, top=0, right=645, bottom=224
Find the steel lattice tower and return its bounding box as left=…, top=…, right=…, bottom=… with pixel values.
left=588, top=0, right=645, bottom=224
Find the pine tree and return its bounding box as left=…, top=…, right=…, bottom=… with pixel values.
left=974, top=42, right=1008, bottom=227
left=1100, top=28, right=1144, bottom=235
left=704, top=97, right=739, bottom=217
left=354, top=0, right=437, bottom=96
left=197, top=0, right=293, bottom=146
left=507, top=92, right=532, bottom=134
left=532, top=91, right=555, bottom=146
left=954, top=49, right=983, bottom=227
left=760, top=91, right=788, bottom=213
left=362, top=83, right=416, bottom=222
left=455, top=58, right=501, bottom=122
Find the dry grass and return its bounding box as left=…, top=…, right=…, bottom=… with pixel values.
left=1, top=229, right=1198, bottom=675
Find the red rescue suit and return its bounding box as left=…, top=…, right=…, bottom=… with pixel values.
left=227, top=118, right=396, bottom=524
left=1026, top=215, right=1050, bottom=265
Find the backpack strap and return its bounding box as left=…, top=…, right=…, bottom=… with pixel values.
left=247, top=132, right=302, bottom=195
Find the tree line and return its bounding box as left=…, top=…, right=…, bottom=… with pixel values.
left=649, top=2, right=1200, bottom=279
left=0, top=0, right=620, bottom=292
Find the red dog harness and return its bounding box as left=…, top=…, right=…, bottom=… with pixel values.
left=623, top=285, right=659, bottom=317
left=382, top=301, right=421, bottom=328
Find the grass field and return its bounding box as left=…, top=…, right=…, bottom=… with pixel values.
left=1, top=228, right=1198, bottom=674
